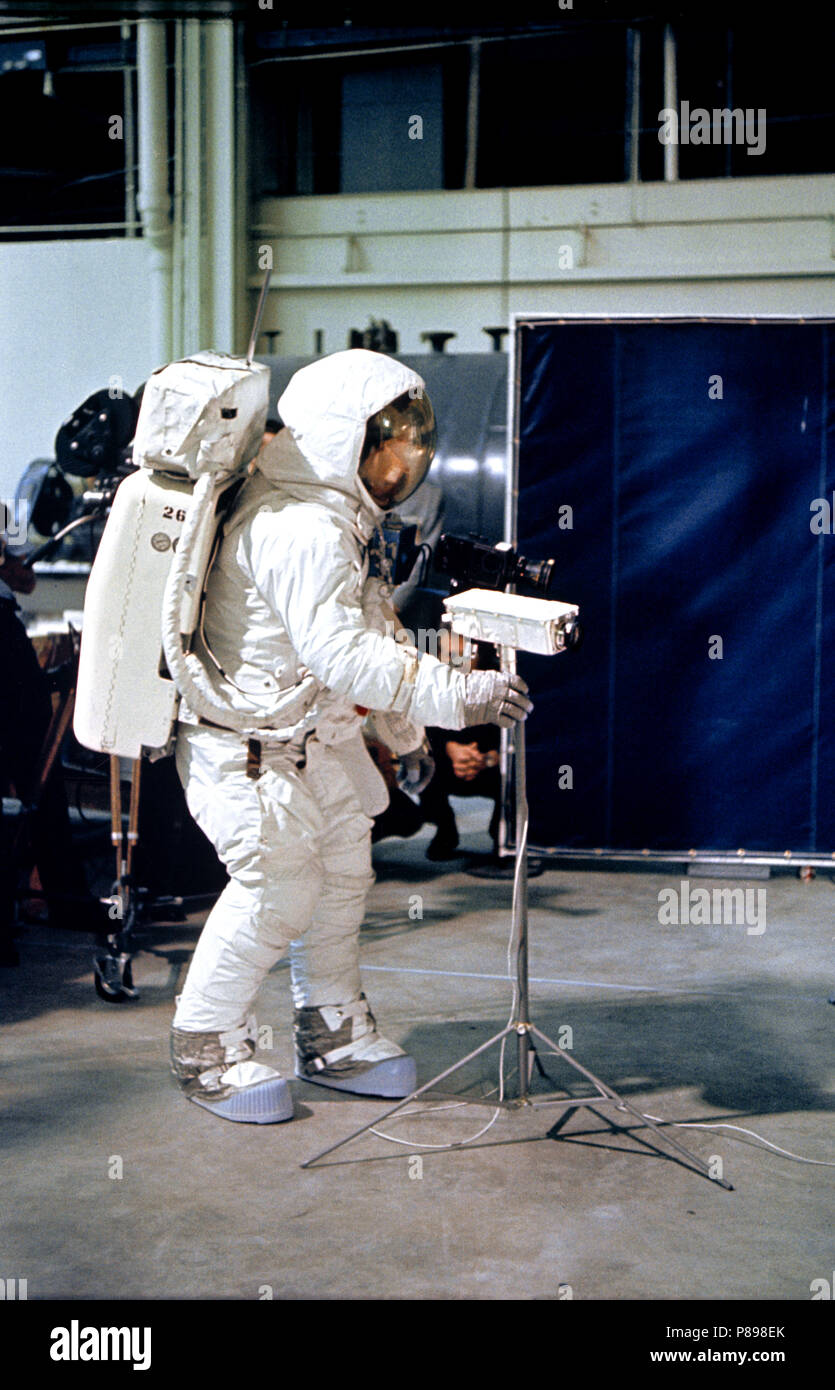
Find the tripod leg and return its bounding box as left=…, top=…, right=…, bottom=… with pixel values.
left=120, top=757, right=143, bottom=935
left=529, top=1025, right=733, bottom=1190
left=505, top=653, right=531, bottom=1100
left=93, top=756, right=140, bottom=1003
left=301, top=1023, right=515, bottom=1168
left=125, top=758, right=142, bottom=888
left=109, top=756, right=124, bottom=895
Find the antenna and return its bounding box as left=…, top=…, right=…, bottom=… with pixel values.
left=246, top=263, right=273, bottom=366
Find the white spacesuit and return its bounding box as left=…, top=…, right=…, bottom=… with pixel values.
left=169, top=349, right=532, bottom=1123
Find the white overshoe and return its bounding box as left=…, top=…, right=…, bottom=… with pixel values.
left=294, top=994, right=417, bottom=1097
left=170, top=1016, right=294, bottom=1123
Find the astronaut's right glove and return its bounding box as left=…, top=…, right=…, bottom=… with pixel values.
left=461, top=671, right=533, bottom=728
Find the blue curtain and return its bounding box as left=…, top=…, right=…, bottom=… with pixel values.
left=516, top=319, right=834, bottom=853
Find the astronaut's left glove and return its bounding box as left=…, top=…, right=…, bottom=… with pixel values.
left=396, top=742, right=435, bottom=796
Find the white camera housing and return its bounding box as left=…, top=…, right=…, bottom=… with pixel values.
left=443, top=588, right=579, bottom=656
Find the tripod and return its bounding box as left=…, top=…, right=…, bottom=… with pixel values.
left=302, top=683, right=733, bottom=1190
left=91, top=754, right=143, bottom=1002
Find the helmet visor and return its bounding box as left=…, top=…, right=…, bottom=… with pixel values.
left=359, top=391, right=436, bottom=509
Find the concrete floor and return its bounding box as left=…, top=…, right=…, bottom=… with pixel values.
left=2, top=802, right=833, bottom=1303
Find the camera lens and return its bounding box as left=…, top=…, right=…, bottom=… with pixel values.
left=521, top=557, right=555, bottom=594
left=563, top=616, right=582, bottom=651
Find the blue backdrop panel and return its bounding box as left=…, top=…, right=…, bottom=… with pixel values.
left=514, top=318, right=834, bottom=854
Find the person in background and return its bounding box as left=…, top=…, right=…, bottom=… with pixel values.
left=0, top=519, right=107, bottom=962
left=368, top=632, right=503, bottom=860
left=420, top=639, right=501, bottom=860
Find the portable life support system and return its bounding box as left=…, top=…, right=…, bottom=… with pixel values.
left=74, top=350, right=276, bottom=760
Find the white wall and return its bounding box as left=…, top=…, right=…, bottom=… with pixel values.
left=248, top=175, right=835, bottom=356
left=0, top=239, right=157, bottom=504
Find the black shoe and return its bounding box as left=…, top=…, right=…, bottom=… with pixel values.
left=0, top=935, right=20, bottom=967
left=426, top=825, right=460, bottom=860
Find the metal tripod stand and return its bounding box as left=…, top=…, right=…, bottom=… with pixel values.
left=92, top=754, right=143, bottom=1002
left=302, top=695, right=733, bottom=1190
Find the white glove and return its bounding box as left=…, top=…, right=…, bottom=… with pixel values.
left=396, top=744, right=435, bottom=795
left=462, top=671, right=533, bottom=728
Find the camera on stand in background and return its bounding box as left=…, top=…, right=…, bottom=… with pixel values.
left=16, top=387, right=142, bottom=567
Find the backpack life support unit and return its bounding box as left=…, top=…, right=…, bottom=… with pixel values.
left=73, top=351, right=272, bottom=759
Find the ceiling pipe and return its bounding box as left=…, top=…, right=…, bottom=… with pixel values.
left=136, top=19, right=172, bottom=365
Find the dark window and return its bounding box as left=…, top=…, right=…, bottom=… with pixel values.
left=727, top=19, right=835, bottom=177
left=476, top=30, right=626, bottom=189
left=248, top=18, right=835, bottom=196
left=668, top=20, right=732, bottom=179
left=250, top=46, right=470, bottom=196
left=0, top=28, right=135, bottom=238
left=441, top=43, right=470, bottom=189
left=635, top=23, right=665, bottom=184
left=648, top=18, right=835, bottom=180
left=249, top=59, right=341, bottom=197
left=341, top=57, right=444, bottom=193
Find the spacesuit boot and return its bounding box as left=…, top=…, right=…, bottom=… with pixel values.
left=294, top=994, right=417, bottom=1098
left=170, top=1014, right=294, bottom=1124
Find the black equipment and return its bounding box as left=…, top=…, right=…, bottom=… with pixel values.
left=54, top=388, right=139, bottom=478
left=14, top=461, right=74, bottom=541
left=436, top=532, right=555, bottom=596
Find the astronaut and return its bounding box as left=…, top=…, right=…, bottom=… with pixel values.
left=169, top=349, right=532, bottom=1123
